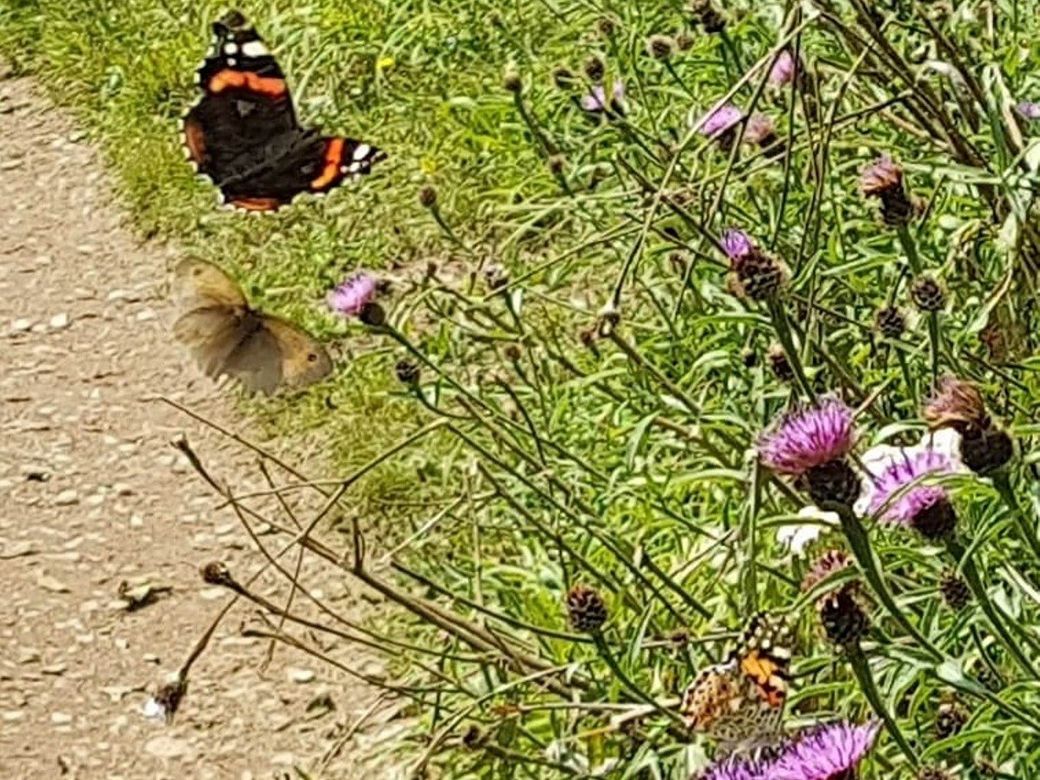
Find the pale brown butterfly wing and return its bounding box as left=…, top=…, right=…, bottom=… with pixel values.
left=171, top=259, right=331, bottom=394
left=261, top=316, right=333, bottom=389
left=172, top=258, right=248, bottom=310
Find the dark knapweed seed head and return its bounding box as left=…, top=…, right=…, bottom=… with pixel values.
left=551, top=65, right=577, bottom=91
left=819, top=588, right=871, bottom=646
left=911, top=274, right=946, bottom=312
left=731, top=248, right=788, bottom=301
left=502, top=66, right=523, bottom=94
left=767, top=343, right=794, bottom=382
left=676, top=32, right=695, bottom=51
left=596, top=16, right=618, bottom=38
left=861, top=155, right=913, bottom=226
left=960, top=427, right=1013, bottom=475
left=875, top=306, right=906, bottom=339
left=935, top=696, right=969, bottom=739
left=566, top=584, right=608, bottom=632
left=548, top=154, right=566, bottom=175
left=741, top=347, right=757, bottom=368
left=418, top=185, right=437, bottom=208
left=201, top=561, right=236, bottom=588
left=918, top=767, right=952, bottom=780
left=646, top=34, right=676, bottom=60
left=689, top=0, right=726, bottom=33
left=503, top=343, right=522, bottom=362
left=583, top=55, right=606, bottom=83
left=805, top=458, right=862, bottom=508
left=939, top=568, right=970, bottom=611
left=910, top=495, right=957, bottom=540
left=395, top=359, right=420, bottom=385
left=359, top=301, right=386, bottom=327
left=462, top=724, right=485, bottom=749
left=149, top=675, right=188, bottom=723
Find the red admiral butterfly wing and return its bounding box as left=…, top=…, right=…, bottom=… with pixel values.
left=183, top=11, right=384, bottom=212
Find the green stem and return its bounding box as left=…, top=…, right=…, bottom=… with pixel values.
left=592, top=633, right=683, bottom=725
left=834, top=506, right=943, bottom=661
left=846, top=642, right=919, bottom=768
left=992, top=471, right=1040, bottom=567
left=896, top=224, right=922, bottom=275
left=768, top=298, right=815, bottom=402
left=926, top=311, right=941, bottom=384
left=946, top=538, right=1040, bottom=681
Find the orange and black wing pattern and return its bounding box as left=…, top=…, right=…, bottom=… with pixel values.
left=680, top=613, right=792, bottom=751
left=182, top=11, right=385, bottom=212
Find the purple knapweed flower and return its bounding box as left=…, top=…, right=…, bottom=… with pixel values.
left=758, top=398, right=856, bottom=477
left=859, top=155, right=903, bottom=197
left=1016, top=101, right=1040, bottom=120
left=860, top=443, right=959, bottom=528
left=327, top=272, right=378, bottom=317
left=721, top=228, right=754, bottom=259
left=580, top=80, right=625, bottom=113
left=700, top=102, right=745, bottom=140
left=763, top=721, right=880, bottom=780
left=745, top=113, right=776, bottom=146
left=769, top=50, right=798, bottom=87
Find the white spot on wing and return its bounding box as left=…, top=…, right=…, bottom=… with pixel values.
left=241, top=40, right=269, bottom=58
left=227, top=57, right=237, bottom=66
left=224, top=42, right=238, bottom=55
left=353, top=143, right=371, bottom=161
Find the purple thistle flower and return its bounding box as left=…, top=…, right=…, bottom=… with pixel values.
left=327, top=272, right=378, bottom=317
left=721, top=228, right=754, bottom=260
left=763, top=721, right=880, bottom=780
left=700, top=102, right=745, bottom=139
left=758, top=398, right=857, bottom=477
left=862, top=446, right=957, bottom=527
left=745, top=113, right=776, bottom=145
left=580, top=81, right=625, bottom=113
left=1016, top=101, right=1040, bottom=121
left=769, top=50, right=798, bottom=87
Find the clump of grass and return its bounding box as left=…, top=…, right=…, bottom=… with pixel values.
left=8, top=1, right=1040, bottom=777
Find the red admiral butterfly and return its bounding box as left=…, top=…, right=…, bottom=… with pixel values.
left=182, top=11, right=385, bottom=212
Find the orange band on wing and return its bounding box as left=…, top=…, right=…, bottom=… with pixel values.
left=310, top=138, right=345, bottom=190
left=230, top=197, right=282, bottom=212
left=208, top=69, right=287, bottom=98
left=183, top=117, right=207, bottom=164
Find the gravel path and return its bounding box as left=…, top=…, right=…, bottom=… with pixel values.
left=0, top=76, right=394, bottom=779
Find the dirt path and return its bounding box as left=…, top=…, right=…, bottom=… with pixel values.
left=0, top=77, right=394, bottom=778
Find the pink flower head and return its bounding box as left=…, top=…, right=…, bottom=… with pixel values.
left=580, top=81, right=625, bottom=113
left=859, top=155, right=903, bottom=197
left=759, top=398, right=857, bottom=477
left=769, top=50, right=798, bottom=87
left=863, top=446, right=956, bottom=526
left=1016, top=101, right=1040, bottom=120
left=721, top=228, right=754, bottom=260
left=745, top=113, right=776, bottom=145
left=700, top=102, right=744, bottom=139
left=327, top=272, right=378, bottom=317
left=764, top=721, right=880, bottom=780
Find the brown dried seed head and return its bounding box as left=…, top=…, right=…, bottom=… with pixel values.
left=923, top=376, right=990, bottom=431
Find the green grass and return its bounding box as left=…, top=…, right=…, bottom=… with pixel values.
left=8, top=0, right=1040, bottom=778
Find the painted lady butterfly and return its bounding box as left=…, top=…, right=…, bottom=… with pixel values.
left=680, top=613, right=792, bottom=752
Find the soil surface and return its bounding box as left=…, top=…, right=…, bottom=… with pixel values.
left=0, top=76, right=398, bottom=779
